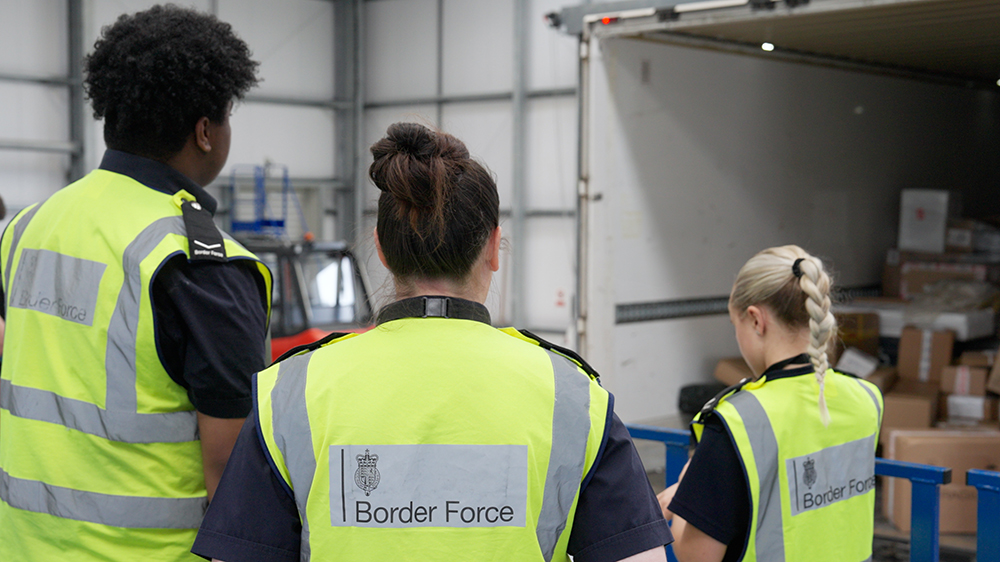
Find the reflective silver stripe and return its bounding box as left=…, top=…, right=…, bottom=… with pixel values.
left=537, top=351, right=592, bottom=562
left=270, top=355, right=317, bottom=562
left=9, top=249, right=106, bottom=327
left=1, top=215, right=198, bottom=443
left=853, top=378, right=882, bottom=422
left=106, top=216, right=185, bottom=413
left=3, top=203, right=42, bottom=298
left=0, top=466, right=207, bottom=529
left=727, top=391, right=786, bottom=562
left=0, top=378, right=197, bottom=444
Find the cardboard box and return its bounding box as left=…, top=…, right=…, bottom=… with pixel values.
left=935, top=419, right=999, bottom=430
left=836, top=299, right=993, bottom=341
left=989, top=357, right=1000, bottom=395
left=898, top=189, right=960, bottom=254
left=882, top=248, right=1000, bottom=299
left=835, top=312, right=880, bottom=359
left=880, top=380, right=940, bottom=445
left=942, top=395, right=999, bottom=422
left=714, top=358, right=753, bottom=386
left=884, top=429, right=1000, bottom=534
left=864, top=367, right=898, bottom=395
left=959, top=350, right=996, bottom=368
left=940, top=366, right=989, bottom=396
left=899, top=261, right=988, bottom=299
left=897, top=327, right=954, bottom=382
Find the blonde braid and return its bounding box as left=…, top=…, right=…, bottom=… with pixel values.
left=797, top=256, right=835, bottom=426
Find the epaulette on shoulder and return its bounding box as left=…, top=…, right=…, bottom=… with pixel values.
left=501, top=328, right=601, bottom=384
left=696, top=377, right=752, bottom=420
left=270, top=332, right=357, bottom=367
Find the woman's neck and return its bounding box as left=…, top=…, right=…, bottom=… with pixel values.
left=396, top=276, right=487, bottom=304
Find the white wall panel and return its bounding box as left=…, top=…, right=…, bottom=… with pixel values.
left=0, top=152, right=68, bottom=222
left=86, top=0, right=211, bottom=49
left=362, top=105, right=438, bottom=209
left=226, top=103, right=335, bottom=177
left=218, top=0, right=335, bottom=100
left=441, top=101, right=513, bottom=209
left=365, top=0, right=438, bottom=102
left=526, top=96, right=575, bottom=210
left=585, top=37, right=1000, bottom=423
left=523, top=218, right=574, bottom=330
left=527, top=0, right=577, bottom=91
left=0, top=1, right=67, bottom=76
left=0, top=83, right=70, bottom=209
left=441, top=0, right=513, bottom=96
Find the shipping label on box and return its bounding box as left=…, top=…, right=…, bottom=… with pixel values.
left=884, top=429, right=1000, bottom=534
left=835, top=347, right=879, bottom=378
left=944, top=395, right=999, bottom=422
left=940, top=366, right=989, bottom=396
left=898, top=327, right=954, bottom=382
left=898, top=189, right=956, bottom=254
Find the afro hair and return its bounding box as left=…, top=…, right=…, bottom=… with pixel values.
left=84, top=4, right=259, bottom=160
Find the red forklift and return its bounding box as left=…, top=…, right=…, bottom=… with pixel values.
left=226, top=164, right=373, bottom=361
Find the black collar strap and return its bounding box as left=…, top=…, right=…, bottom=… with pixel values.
left=760, top=353, right=813, bottom=380
left=376, top=296, right=491, bottom=326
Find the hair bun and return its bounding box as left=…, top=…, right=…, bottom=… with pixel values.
left=386, top=122, right=435, bottom=158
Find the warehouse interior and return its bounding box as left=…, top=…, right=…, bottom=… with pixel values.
left=2, top=0, right=1000, bottom=560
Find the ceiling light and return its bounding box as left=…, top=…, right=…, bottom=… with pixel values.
left=761, top=42, right=775, bottom=52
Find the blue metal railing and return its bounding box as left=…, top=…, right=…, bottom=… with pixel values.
left=625, top=424, right=960, bottom=562
left=968, top=469, right=1000, bottom=562
left=874, top=458, right=951, bottom=562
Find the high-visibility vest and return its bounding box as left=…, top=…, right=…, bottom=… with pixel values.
left=0, top=171, right=272, bottom=562
left=693, top=369, right=883, bottom=562
left=256, top=317, right=609, bottom=561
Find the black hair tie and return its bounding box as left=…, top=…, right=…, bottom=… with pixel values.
left=792, top=258, right=805, bottom=278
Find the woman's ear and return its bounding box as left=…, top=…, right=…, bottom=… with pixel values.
left=374, top=228, right=389, bottom=269
left=746, top=305, right=766, bottom=337
left=487, top=226, right=501, bottom=272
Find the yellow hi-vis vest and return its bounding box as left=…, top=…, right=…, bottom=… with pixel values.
left=0, top=171, right=271, bottom=562
left=256, top=316, right=609, bottom=562
left=693, top=369, right=883, bottom=562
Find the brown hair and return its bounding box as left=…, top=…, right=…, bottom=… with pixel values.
left=730, top=245, right=836, bottom=425
left=369, top=122, right=499, bottom=283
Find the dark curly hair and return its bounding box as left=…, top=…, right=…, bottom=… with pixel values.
left=84, top=4, right=259, bottom=159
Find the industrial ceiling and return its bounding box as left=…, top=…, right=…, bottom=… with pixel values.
left=554, top=0, right=1000, bottom=88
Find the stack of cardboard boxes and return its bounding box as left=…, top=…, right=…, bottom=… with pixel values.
left=708, top=189, right=1000, bottom=535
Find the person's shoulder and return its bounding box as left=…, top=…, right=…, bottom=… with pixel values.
left=498, top=328, right=601, bottom=383
left=270, top=331, right=360, bottom=365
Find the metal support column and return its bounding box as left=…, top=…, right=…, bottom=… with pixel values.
left=510, top=0, right=529, bottom=327
left=334, top=0, right=361, bottom=244
left=574, top=28, right=592, bottom=352
left=68, top=0, right=86, bottom=182
left=435, top=0, right=444, bottom=126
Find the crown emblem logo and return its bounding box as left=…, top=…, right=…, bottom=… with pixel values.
left=355, top=449, right=380, bottom=496
left=803, top=457, right=817, bottom=489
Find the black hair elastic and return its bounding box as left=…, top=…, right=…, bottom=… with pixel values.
left=792, top=258, right=805, bottom=278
